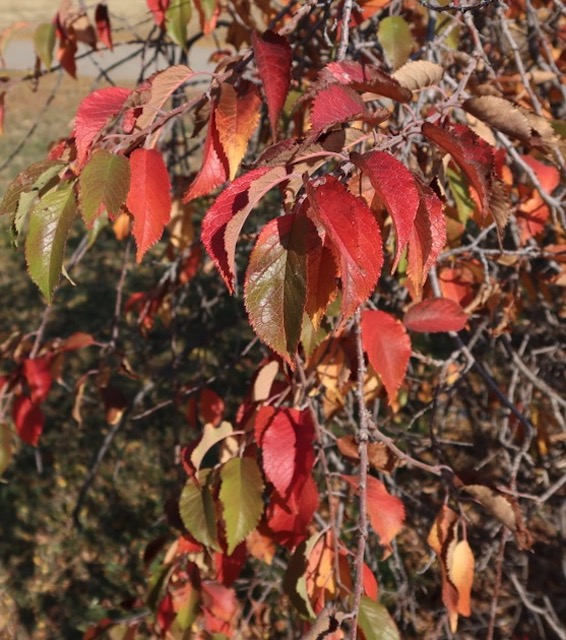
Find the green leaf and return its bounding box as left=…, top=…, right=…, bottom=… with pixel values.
left=0, top=160, right=64, bottom=218
left=244, top=214, right=308, bottom=366
left=378, top=17, right=414, bottom=70
left=79, top=150, right=131, bottom=226
left=179, top=469, right=219, bottom=550
left=357, top=596, right=400, bottom=640
left=176, top=584, right=199, bottom=630
left=300, top=314, right=328, bottom=359
left=12, top=163, right=64, bottom=242
left=33, top=23, right=56, bottom=70
left=219, top=457, right=264, bottom=554
left=447, top=166, right=476, bottom=224
left=0, top=423, right=12, bottom=476
left=25, top=183, right=78, bottom=303
left=166, top=0, right=192, bottom=49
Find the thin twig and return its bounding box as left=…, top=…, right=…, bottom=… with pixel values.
left=349, top=310, right=371, bottom=639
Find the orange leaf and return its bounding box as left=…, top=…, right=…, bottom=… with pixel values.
left=449, top=540, right=474, bottom=617
left=215, top=82, right=261, bottom=181
left=344, top=475, right=405, bottom=555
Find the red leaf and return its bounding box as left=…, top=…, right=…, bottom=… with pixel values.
left=306, top=176, right=383, bottom=322
left=404, top=298, right=468, bottom=333
left=252, top=30, right=292, bottom=139
left=201, top=166, right=288, bottom=291
left=73, top=87, right=131, bottom=166
left=22, top=357, right=53, bottom=404
left=266, top=475, right=319, bottom=548
left=183, top=109, right=229, bottom=202
left=94, top=4, right=112, bottom=50
left=344, top=475, right=405, bottom=554
left=12, top=395, right=44, bottom=446
left=363, top=563, right=379, bottom=600
left=321, top=60, right=412, bottom=103
left=214, top=541, right=247, bottom=586
left=261, top=410, right=297, bottom=498
left=201, top=582, right=238, bottom=635
left=310, top=85, right=383, bottom=134
left=361, top=310, right=411, bottom=404
left=199, top=388, right=224, bottom=426
left=253, top=405, right=277, bottom=444
left=407, top=181, right=446, bottom=298
left=422, top=121, right=510, bottom=233
left=353, top=151, right=420, bottom=270
left=257, top=408, right=315, bottom=499
left=147, top=0, right=170, bottom=28
left=126, top=149, right=172, bottom=262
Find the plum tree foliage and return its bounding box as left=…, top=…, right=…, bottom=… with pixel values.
left=0, top=0, right=565, bottom=638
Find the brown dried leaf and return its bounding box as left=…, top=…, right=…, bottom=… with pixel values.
left=463, top=96, right=533, bottom=144
left=393, top=60, right=444, bottom=91
left=336, top=435, right=398, bottom=473
left=460, top=484, right=533, bottom=550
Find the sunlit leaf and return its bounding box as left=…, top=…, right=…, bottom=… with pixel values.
left=215, top=81, right=262, bottom=180
left=252, top=30, right=292, bottom=139
left=73, top=87, right=131, bottom=166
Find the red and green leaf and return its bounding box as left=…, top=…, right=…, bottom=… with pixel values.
left=201, top=166, right=289, bottom=291
left=245, top=214, right=308, bottom=364
left=79, top=150, right=130, bottom=225
left=183, top=108, right=229, bottom=202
